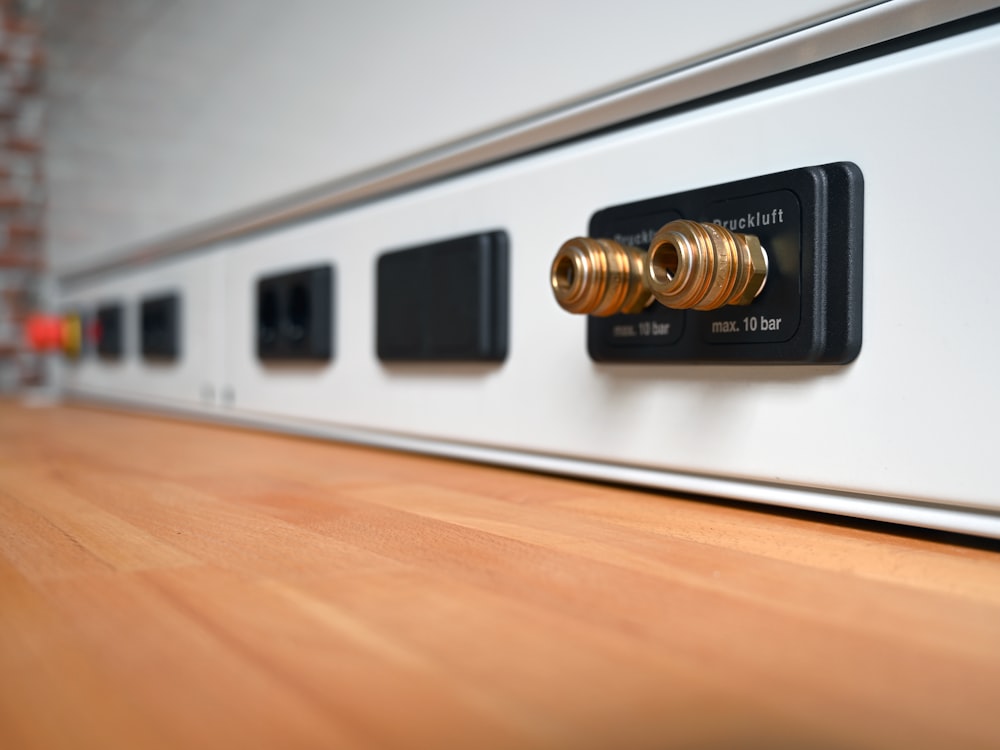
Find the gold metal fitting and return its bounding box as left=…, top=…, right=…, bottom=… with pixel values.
left=550, top=237, right=652, bottom=316
left=645, top=219, right=768, bottom=310
left=62, top=313, right=82, bottom=357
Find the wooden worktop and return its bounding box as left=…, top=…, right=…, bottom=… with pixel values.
left=1, top=401, right=999, bottom=749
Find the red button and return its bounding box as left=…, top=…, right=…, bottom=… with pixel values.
left=25, top=314, right=64, bottom=351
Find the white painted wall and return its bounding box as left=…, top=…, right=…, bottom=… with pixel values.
left=45, top=0, right=878, bottom=270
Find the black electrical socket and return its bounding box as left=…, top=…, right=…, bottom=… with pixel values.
left=140, top=293, right=180, bottom=360
left=586, top=162, right=863, bottom=364
left=256, top=264, right=333, bottom=361
left=96, top=303, right=124, bottom=359
left=377, top=230, right=508, bottom=362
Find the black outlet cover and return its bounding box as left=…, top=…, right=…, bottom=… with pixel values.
left=377, top=230, right=508, bottom=362
left=96, top=303, right=124, bottom=359
left=256, top=265, right=333, bottom=361
left=140, top=293, right=180, bottom=360
left=586, top=162, right=863, bottom=364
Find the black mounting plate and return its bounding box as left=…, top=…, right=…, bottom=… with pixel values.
left=586, top=162, right=863, bottom=364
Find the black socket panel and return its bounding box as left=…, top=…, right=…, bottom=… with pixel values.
left=377, top=230, right=508, bottom=362
left=140, top=293, right=181, bottom=360
left=96, top=303, right=124, bottom=359
left=587, top=162, right=863, bottom=364
left=256, top=265, right=333, bottom=361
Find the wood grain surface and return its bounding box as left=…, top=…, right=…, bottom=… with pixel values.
left=1, top=400, right=999, bottom=750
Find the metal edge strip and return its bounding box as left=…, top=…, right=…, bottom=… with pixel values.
left=58, top=387, right=1000, bottom=541
left=57, top=0, right=998, bottom=286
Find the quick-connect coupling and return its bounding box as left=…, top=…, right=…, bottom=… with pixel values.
left=550, top=237, right=652, bottom=317
left=645, top=219, right=768, bottom=310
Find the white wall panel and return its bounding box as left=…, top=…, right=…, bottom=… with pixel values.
left=61, top=253, right=225, bottom=408
left=58, top=20, right=1000, bottom=534
left=207, top=23, right=1000, bottom=510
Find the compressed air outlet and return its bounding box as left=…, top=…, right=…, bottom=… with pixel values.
left=580, top=162, right=863, bottom=364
